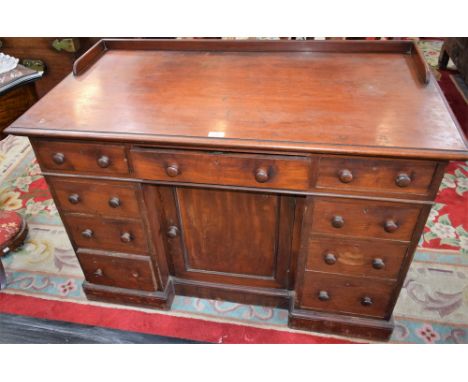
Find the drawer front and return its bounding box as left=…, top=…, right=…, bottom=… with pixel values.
left=300, top=271, right=395, bottom=318
left=77, top=251, right=157, bottom=291
left=311, top=198, right=423, bottom=241
left=32, top=140, right=129, bottom=175
left=316, top=156, right=438, bottom=198
left=48, top=177, right=140, bottom=219
left=64, top=214, right=148, bottom=254
left=306, top=237, right=408, bottom=280
left=130, top=148, right=312, bottom=190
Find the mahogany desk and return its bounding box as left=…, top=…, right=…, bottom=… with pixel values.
left=7, top=39, right=468, bottom=341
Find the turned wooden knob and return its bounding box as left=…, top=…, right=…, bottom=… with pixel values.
left=323, top=252, right=337, bottom=265
left=108, top=197, right=121, bottom=208
left=395, top=173, right=411, bottom=187
left=120, top=232, right=133, bottom=243
left=94, top=268, right=103, bottom=277
left=166, top=164, right=180, bottom=177
left=97, top=155, right=111, bottom=168
left=167, top=225, right=179, bottom=238
left=318, top=290, right=330, bottom=301
left=372, top=258, right=385, bottom=270
left=68, top=193, right=80, bottom=204
left=81, top=229, right=93, bottom=238
left=131, top=271, right=140, bottom=278
left=361, top=296, right=373, bottom=306
left=52, top=152, right=65, bottom=164
left=384, top=219, right=399, bottom=233
left=331, top=215, right=345, bottom=228
left=338, top=169, right=353, bottom=183
left=254, top=168, right=269, bottom=183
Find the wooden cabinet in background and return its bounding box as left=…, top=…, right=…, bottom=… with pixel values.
left=0, top=38, right=99, bottom=97
left=6, top=39, right=468, bottom=341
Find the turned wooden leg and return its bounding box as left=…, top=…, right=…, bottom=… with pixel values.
left=0, top=257, right=6, bottom=290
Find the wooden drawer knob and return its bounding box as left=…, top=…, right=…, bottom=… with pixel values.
left=331, top=215, right=345, bottom=228
left=81, top=229, right=94, bottom=238
left=361, top=296, right=373, bottom=306
left=166, top=164, right=180, bottom=177
left=384, top=219, right=399, bottom=233
left=52, top=152, right=65, bottom=164
left=120, top=232, right=133, bottom=243
left=97, top=155, right=111, bottom=168
left=167, top=225, right=179, bottom=238
left=372, top=258, right=385, bottom=270
left=395, top=173, right=411, bottom=187
left=318, top=290, right=330, bottom=301
left=338, top=169, right=353, bottom=183
left=323, top=252, right=337, bottom=265
left=108, top=197, right=121, bottom=208
left=68, top=193, right=80, bottom=204
left=255, top=168, right=269, bottom=183
left=131, top=271, right=140, bottom=278
left=93, top=268, right=103, bottom=277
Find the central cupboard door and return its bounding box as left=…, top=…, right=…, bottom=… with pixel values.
left=146, top=186, right=296, bottom=289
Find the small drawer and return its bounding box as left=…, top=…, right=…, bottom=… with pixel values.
left=299, top=271, right=395, bottom=318
left=63, top=214, right=148, bottom=254
left=310, top=197, right=424, bottom=241
left=77, top=250, right=157, bottom=291
left=130, top=148, right=312, bottom=191
left=47, top=177, right=140, bottom=219
left=316, top=156, right=438, bottom=198
left=306, top=236, right=408, bottom=280
left=32, top=139, right=129, bottom=175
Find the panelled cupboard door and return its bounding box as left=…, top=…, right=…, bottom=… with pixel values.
left=145, top=185, right=295, bottom=289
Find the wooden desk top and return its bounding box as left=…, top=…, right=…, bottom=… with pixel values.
left=7, top=39, right=468, bottom=160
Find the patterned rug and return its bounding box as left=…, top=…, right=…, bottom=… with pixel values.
left=1, top=135, right=467, bottom=343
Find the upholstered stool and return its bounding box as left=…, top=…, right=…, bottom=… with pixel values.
left=0, top=210, right=28, bottom=290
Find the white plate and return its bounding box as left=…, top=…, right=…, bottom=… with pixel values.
left=0, top=53, right=19, bottom=75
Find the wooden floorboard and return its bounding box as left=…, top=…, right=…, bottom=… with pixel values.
left=0, top=313, right=202, bottom=344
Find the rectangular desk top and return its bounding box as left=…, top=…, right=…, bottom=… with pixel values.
left=7, top=39, right=468, bottom=160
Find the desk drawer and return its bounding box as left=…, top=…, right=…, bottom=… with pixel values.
left=130, top=148, right=312, bottom=190
left=32, top=140, right=129, bottom=175
left=306, top=237, right=408, bottom=280
left=310, top=197, right=424, bottom=242
left=77, top=251, right=157, bottom=291
left=300, top=271, right=395, bottom=318
left=48, top=177, right=141, bottom=219
left=316, top=156, right=438, bottom=198
left=63, top=214, right=148, bottom=254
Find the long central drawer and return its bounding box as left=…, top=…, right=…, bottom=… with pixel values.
left=130, top=148, right=312, bottom=190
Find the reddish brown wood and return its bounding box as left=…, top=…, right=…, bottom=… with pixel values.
left=77, top=250, right=158, bottom=291
left=9, top=39, right=468, bottom=341
left=305, top=236, right=408, bottom=280
left=299, top=271, right=396, bottom=319
left=289, top=309, right=394, bottom=341
left=310, top=197, right=424, bottom=241
left=32, top=140, right=129, bottom=175
left=63, top=214, right=148, bottom=254
left=8, top=40, right=468, bottom=161
left=315, top=155, right=439, bottom=199
left=46, top=177, right=141, bottom=218
left=0, top=83, right=37, bottom=138
left=130, top=148, right=312, bottom=191
left=83, top=281, right=173, bottom=310
left=154, top=186, right=294, bottom=289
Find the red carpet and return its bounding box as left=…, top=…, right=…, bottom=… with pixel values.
left=0, top=293, right=357, bottom=344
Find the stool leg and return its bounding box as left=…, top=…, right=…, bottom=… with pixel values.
left=0, top=258, right=6, bottom=290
